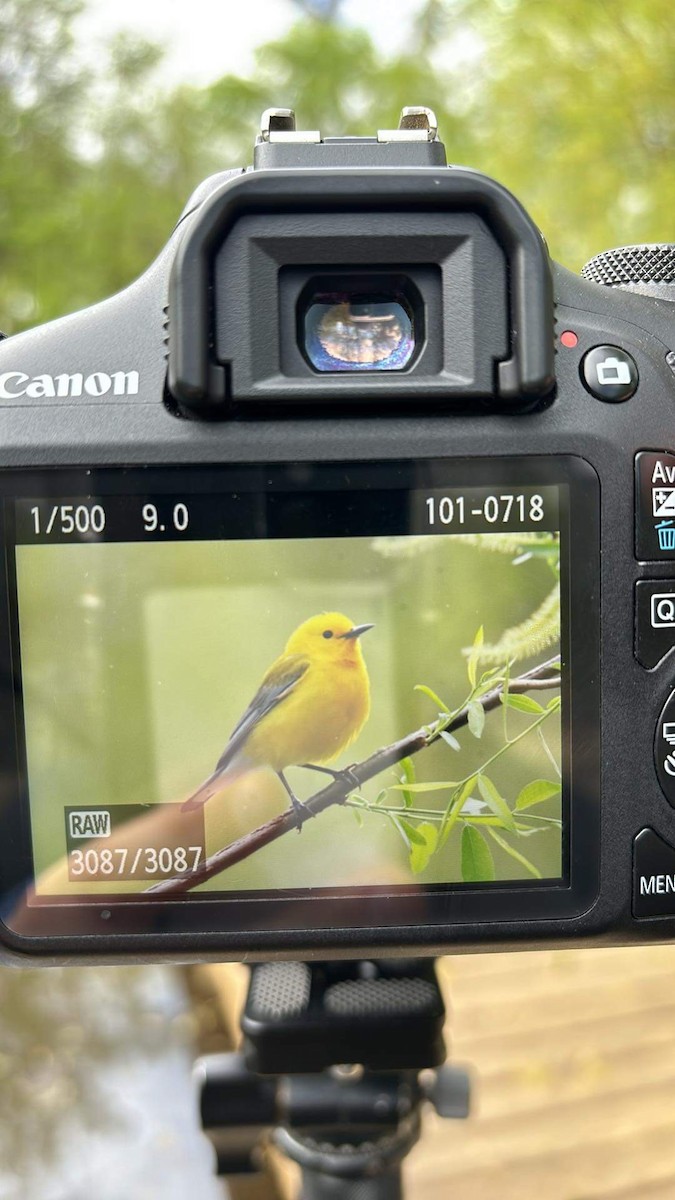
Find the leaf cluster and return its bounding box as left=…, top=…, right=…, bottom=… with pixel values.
left=348, top=629, right=562, bottom=881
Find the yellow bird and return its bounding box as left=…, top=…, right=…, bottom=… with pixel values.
left=182, top=612, right=373, bottom=823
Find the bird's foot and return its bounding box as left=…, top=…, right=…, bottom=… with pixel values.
left=300, top=763, right=361, bottom=795
left=289, top=794, right=315, bottom=833
left=277, top=771, right=315, bottom=832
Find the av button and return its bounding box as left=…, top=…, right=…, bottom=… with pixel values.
left=633, top=828, right=675, bottom=918
left=636, top=451, right=675, bottom=560
left=654, top=687, right=675, bottom=806
left=581, top=345, right=638, bottom=402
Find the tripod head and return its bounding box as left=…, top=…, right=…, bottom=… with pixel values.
left=196, top=959, right=470, bottom=1198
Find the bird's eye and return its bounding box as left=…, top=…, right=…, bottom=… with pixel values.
left=322, top=630, right=333, bottom=639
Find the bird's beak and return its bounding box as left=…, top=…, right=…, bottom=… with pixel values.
left=340, top=623, right=374, bottom=640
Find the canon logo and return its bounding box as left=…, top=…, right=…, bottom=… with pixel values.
left=0, top=370, right=140, bottom=400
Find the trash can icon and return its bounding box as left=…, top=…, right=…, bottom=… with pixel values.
left=656, top=520, right=675, bottom=551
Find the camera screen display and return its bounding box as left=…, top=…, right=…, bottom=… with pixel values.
left=0, top=458, right=570, bottom=922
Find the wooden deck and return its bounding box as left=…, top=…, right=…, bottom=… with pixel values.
left=193, top=946, right=675, bottom=1199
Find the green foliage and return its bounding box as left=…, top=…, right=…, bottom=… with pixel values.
left=4, top=0, right=674, bottom=334
left=461, top=825, right=495, bottom=882
left=409, top=822, right=439, bottom=873
left=447, top=0, right=675, bottom=270
left=477, top=774, right=516, bottom=832
left=515, top=779, right=561, bottom=811
left=0, top=0, right=205, bottom=332
left=349, top=629, right=562, bottom=881
left=467, top=698, right=486, bottom=738
left=461, top=533, right=560, bottom=667
left=477, top=584, right=561, bottom=668
left=398, top=756, right=417, bottom=809
left=502, top=693, right=545, bottom=715
left=487, top=827, right=541, bottom=879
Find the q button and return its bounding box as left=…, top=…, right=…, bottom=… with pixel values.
left=636, top=581, right=675, bottom=670
left=655, top=688, right=675, bottom=808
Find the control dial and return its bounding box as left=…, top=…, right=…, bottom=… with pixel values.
left=581, top=244, right=675, bottom=301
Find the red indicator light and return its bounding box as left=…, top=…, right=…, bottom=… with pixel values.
left=560, top=330, right=578, bottom=348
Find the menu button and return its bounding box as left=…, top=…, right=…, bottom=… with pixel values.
left=633, top=828, right=675, bottom=918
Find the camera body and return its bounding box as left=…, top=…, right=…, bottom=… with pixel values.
left=0, top=109, right=674, bottom=966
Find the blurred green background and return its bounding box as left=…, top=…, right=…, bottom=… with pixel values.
left=1, top=0, right=674, bottom=337
left=18, top=530, right=560, bottom=890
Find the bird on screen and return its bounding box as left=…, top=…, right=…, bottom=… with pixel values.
left=181, top=612, right=373, bottom=824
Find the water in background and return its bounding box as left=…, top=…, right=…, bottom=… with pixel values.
left=0, top=966, right=222, bottom=1200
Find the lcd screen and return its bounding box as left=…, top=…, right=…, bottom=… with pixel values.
left=9, top=465, right=564, bottom=904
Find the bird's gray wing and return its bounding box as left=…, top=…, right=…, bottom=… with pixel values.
left=215, top=653, right=310, bottom=772
left=181, top=654, right=309, bottom=811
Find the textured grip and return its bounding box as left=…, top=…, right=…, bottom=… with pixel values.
left=582, top=243, right=675, bottom=286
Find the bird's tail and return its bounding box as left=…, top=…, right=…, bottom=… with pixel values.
left=181, top=764, right=246, bottom=812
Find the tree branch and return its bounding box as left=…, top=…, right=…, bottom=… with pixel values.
left=147, top=656, right=561, bottom=897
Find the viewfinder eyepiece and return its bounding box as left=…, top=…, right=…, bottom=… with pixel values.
left=300, top=281, right=417, bottom=373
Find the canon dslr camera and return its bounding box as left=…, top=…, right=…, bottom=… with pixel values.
left=0, top=107, right=674, bottom=967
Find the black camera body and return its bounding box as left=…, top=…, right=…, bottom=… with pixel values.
left=0, top=109, right=674, bottom=966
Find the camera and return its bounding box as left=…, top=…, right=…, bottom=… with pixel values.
left=0, top=105, right=674, bottom=967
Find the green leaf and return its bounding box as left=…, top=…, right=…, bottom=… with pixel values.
left=547, top=694, right=562, bottom=711
left=461, top=825, right=495, bottom=882
left=391, top=780, right=459, bottom=794
left=514, top=824, right=551, bottom=836
left=465, top=814, right=529, bottom=827
left=398, top=757, right=416, bottom=809
left=399, top=818, right=427, bottom=846
left=439, top=730, right=461, bottom=751
left=414, top=683, right=450, bottom=713
left=439, top=776, right=477, bottom=848
left=500, top=693, right=545, bottom=714
left=467, top=625, right=484, bottom=688
left=480, top=663, right=509, bottom=686
left=352, top=809, right=363, bottom=827
left=515, top=779, right=561, bottom=811
left=409, top=822, right=439, bottom=874
left=477, top=775, right=517, bottom=831
left=400, top=757, right=416, bottom=782
left=487, top=828, right=542, bottom=879
left=390, top=815, right=413, bottom=850
left=467, top=700, right=486, bottom=738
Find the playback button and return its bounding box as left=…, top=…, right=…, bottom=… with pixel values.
left=655, top=688, right=675, bottom=807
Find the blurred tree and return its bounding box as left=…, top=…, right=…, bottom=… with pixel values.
left=439, top=0, right=675, bottom=268
left=1, top=0, right=674, bottom=332
left=201, top=13, right=465, bottom=173
left=0, top=0, right=199, bottom=331
left=0, top=0, right=90, bottom=330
